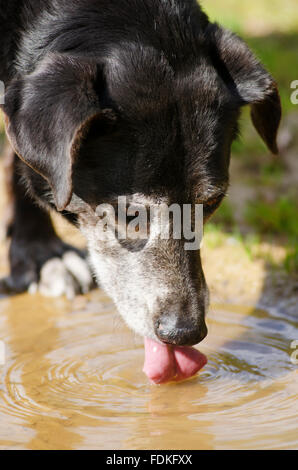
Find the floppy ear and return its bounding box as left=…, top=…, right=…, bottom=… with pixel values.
left=1, top=54, right=108, bottom=210
left=208, top=25, right=282, bottom=154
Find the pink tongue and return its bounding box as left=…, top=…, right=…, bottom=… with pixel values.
left=143, top=338, right=207, bottom=384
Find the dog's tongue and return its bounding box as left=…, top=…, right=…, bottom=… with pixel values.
left=143, top=338, right=207, bottom=384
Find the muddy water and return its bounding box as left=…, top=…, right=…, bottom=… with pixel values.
left=0, top=160, right=297, bottom=450
left=0, top=287, right=297, bottom=450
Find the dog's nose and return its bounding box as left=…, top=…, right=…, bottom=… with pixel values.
left=154, top=312, right=208, bottom=347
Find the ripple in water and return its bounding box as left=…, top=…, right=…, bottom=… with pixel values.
left=0, top=292, right=297, bottom=450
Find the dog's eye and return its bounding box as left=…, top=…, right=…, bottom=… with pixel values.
left=202, top=196, right=224, bottom=217
left=201, top=196, right=222, bottom=208
left=205, top=198, right=220, bottom=207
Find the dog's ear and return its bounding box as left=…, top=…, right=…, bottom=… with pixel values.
left=208, top=25, right=282, bottom=154
left=1, top=54, right=111, bottom=210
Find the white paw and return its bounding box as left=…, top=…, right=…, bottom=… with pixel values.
left=28, top=251, right=93, bottom=300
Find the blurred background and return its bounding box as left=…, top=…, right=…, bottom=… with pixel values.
left=201, top=0, right=298, bottom=277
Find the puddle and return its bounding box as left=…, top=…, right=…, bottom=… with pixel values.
left=0, top=160, right=297, bottom=450
left=0, top=289, right=297, bottom=450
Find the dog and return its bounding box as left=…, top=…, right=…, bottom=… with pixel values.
left=0, top=0, right=281, bottom=352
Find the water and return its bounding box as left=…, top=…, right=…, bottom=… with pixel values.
left=0, top=289, right=297, bottom=450
left=0, top=160, right=296, bottom=450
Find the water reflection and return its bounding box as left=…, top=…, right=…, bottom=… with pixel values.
left=0, top=288, right=297, bottom=450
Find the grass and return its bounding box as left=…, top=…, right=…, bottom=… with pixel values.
left=207, top=195, right=298, bottom=274
left=201, top=0, right=298, bottom=274
left=210, top=199, right=236, bottom=229
left=244, top=197, right=298, bottom=272
left=259, top=161, right=284, bottom=186
left=285, top=247, right=298, bottom=273
left=228, top=33, right=298, bottom=157
left=201, top=0, right=298, bottom=35
left=203, top=0, right=298, bottom=158
left=245, top=197, right=298, bottom=239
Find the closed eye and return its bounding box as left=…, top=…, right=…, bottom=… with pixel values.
left=206, top=197, right=220, bottom=207
left=201, top=195, right=225, bottom=219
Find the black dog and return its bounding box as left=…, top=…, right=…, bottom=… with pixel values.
left=0, top=0, right=281, bottom=349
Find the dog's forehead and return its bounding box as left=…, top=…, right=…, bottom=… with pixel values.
left=82, top=47, right=235, bottom=202
left=105, top=42, right=229, bottom=117
left=106, top=43, right=174, bottom=116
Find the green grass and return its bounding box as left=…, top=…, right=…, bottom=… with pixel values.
left=202, top=0, right=298, bottom=157
left=211, top=199, right=236, bottom=229
left=201, top=0, right=298, bottom=34
left=206, top=196, right=298, bottom=274
left=259, top=161, right=284, bottom=186
left=285, top=247, right=298, bottom=273
left=245, top=196, right=298, bottom=271
left=230, top=33, right=298, bottom=158
left=201, top=0, right=298, bottom=274
left=245, top=197, right=298, bottom=239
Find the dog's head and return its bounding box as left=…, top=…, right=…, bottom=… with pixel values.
left=2, top=22, right=281, bottom=345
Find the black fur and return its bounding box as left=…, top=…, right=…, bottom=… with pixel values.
left=0, top=0, right=281, bottom=345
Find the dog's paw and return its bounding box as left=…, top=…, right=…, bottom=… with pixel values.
left=0, top=236, right=95, bottom=298
left=28, top=251, right=94, bottom=300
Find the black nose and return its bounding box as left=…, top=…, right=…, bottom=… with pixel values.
left=154, top=313, right=208, bottom=347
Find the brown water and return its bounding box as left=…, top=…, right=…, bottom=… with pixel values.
left=0, top=287, right=297, bottom=450
left=0, top=159, right=297, bottom=450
